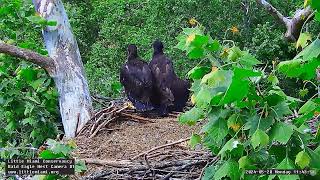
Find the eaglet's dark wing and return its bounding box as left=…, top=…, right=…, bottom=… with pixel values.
left=120, top=62, right=153, bottom=101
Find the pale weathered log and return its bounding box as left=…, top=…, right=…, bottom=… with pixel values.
left=32, top=0, right=93, bottom=138
left=256, top=0, right=313, bottom=42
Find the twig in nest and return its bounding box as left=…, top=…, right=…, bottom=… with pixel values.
left=89, top=117, right=116, bottom=138
left=162, top=160, right=204, bottom=180
left=116, top=105, right=129, bottom=113
left=90, top=105, right=125, bottom=134
left=90, top=113, right=107, bottom=135
left=131, top=138, right=190, bottom=160
left=91, top=101, right=115, bottom=121
left=77, top=123, right=90, bottom=135
left=99, top=128, right=122, bottom=131
left=168, top=113, right=179, bottom=118
left=144, top=154, right=151, bottom=169
left=83, top=159, right=208, bottom=180
left=120, top=112, right=155, bottom=123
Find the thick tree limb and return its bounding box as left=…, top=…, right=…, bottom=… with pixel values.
left=0, top=42, right=55, bottom=73
left=256, top=0, right=313, bottom=42
left=32, top=0, right=93, bottom=138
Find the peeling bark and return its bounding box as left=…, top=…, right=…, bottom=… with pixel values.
left=256, top=0, right=313, bottom=42
left=32, top=0, right=93, bottom=138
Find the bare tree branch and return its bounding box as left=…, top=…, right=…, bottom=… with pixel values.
left=0, top=42, right=55, bottom=73
left=256, top=0, right=290, bottom=25
left=256, top=0, right=313, bottom=42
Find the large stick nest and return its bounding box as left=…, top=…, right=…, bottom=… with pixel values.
left=75, top=96, right=212, bottom=179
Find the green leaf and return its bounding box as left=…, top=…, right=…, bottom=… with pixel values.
left=299, top=89, right=309, bottom=97
left=311, top=0, right=320, bottom=10
left=182, top=27, right=203, bottom=35
left=227, top=114, right=238, bottom=128
left=201, top=70, right=233, bottom=89
left=315, top=146, right=320, bottom=155
left=238, top=156, right=251, bottom=169
left=5, top=121, right=16, bottom=132
left=189, top=134, right=201, bottom=149
left=251, top=129, right=269, bottom=149
left=201, top=109, right=229, bottom=133
left=195, top=86, right=213, bottom=109
left=190, top=80, right=201, bottom=92
left=305, top=147, right=320, bottom=169
left=46, top=139, right=73, bottom=156
left=27, top=15, right=47, bottom=25
left=206, top=39, right=220, bottom=52
left=245, top=114, right=274, bottom=136
left=296, top=32, right=312, bottom=49
left=271, top=101, right=293, bottom=118
left=191, top=35, right=209, bottom=47
left=227, top=46, right=243, bottom=61
left=203, top=117, right=228, bottom=146
left=187, top=66, right=210, bottom=80
left=46, top=20, right=57, bottom=26
left=267, top=74, right=279, bottom=86
left=31, top=78, right=46, bottom=90
left=295, top=151, right=311, bottom=169
left=293, top=111, right=315, bottom=126
left=278, top=57, right=320, bottom=80
left=24, top=103, right=35, bottom=116
left=301, top=57, right=320, bottom=80
left=268, top=157, right=299, bottom=180
left=218, top=138, right=240, bottom=157
left=18, top=67, right=37, bottom=82
left=175, top=38, right=187, bottom=51
left=278, top=59, right=303, bottom=77
left=22, top=117, right=35, bottom=125
left=39, top=150, right=65, bottom=159
left=220, top=68, right=261, bottom=104
left=188, top=47, right=205, bottom=59
left=179, top=107, right=204, bottom=125
left=315, top=12, right=320, bottom=22
left=304, top=0, right=311, bottom=8
left=75, top=160, right=87, bottom=173
left=270, top=122, right=294, bottom=144
left=295, top=38, right=320, bottom=61
left=214, top=159, right=240, bottom=180
left=238, top=52, right=262, bottom=68
left=202, top=164, right=216, bottom=180
left=221, top=78, right=249, bottom=104
left=298, top=100, right=317, bottom=114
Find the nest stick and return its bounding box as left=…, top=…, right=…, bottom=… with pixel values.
left=131, top=138, right=190, bottom=160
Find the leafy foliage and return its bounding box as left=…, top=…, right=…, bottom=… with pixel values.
left=64, top=0, right=303, bottom=97
left=0, top=0, right=59, bottom=156
left=177, top=17, right=319, bottom=179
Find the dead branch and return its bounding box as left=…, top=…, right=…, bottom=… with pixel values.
left=82, top=159, right=209, bottom=180
left=0, top=42, right=55, bottom=73
left=89, top=117, right=116, bottom=138
left=90, top=101, right=115, bottom=122
left=256, top=0, right=313, bottom=42
left=131, top=138, right=190, bottom=160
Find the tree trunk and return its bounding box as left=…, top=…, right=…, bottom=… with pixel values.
left=32, top=0, right=93, bottom=138
left=256, top=0, right=313, bottom=42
